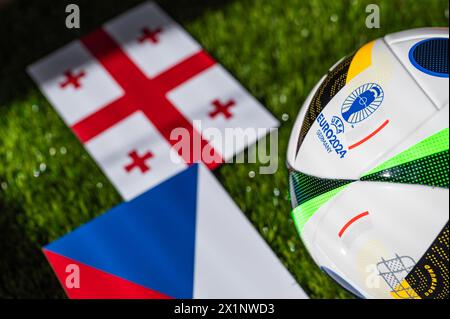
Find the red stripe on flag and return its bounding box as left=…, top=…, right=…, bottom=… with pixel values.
left=75, top=29, right=223, bottom=169
left=154, top=51, right=216, bottom=92
left=43, top=249, right=172, bottom=299
left=73, top=96, right=135, bottom=143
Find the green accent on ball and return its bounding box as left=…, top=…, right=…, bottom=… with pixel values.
left=362, top=150, right=449, bottom=189
left=292, top=185, right=349, bottom=234
left=290, top=129, right=449, bottom=232
left=365, top=128, right=449, bottom=176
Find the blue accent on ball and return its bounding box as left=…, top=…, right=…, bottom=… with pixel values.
left=321, top=266, right=365, bottom=299
left=341, top=83, right=384, bottom=124
left=409, top=38, right=449, bottom=78
left=331, top=116, right=345, bottom=134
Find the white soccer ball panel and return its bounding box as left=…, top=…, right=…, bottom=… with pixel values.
left=293, top=38, right=437, bottom=179
left=304, top=182, right=448, bottom=299
left=385, top=28, right=449, bottom=109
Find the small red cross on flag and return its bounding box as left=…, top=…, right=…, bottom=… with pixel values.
left=138, top=27, right=163, bottom=44
left=209, top=99, right=236, bottom=119
left=28, top=2, right=278, bottom=200
left=59, top=69, right=86, bottom=89
left=125, top=149, right=154, bottom=173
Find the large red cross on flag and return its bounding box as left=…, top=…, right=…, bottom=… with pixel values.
left=28, top=2, right=278, bottom=200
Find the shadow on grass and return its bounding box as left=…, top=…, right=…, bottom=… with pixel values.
left=0, top=0, right=233, bottom=106
left=0, top=197, right=64, bottom=298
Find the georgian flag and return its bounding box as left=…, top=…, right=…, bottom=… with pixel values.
left=43, top=165, right=307, bottom=299
left=28, top=1, right=278, bottom=200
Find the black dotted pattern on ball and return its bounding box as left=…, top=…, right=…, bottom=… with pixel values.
left=290, top=149, right=448, bottom=211
left=296, top=53, right=355, bottom=154
left=362, top=151, right=449, bottom=189
left=405, top=223, right=449, bottom=299
left=289, top=170, right=353, bottom=207
left=412, top=38, right=449, bottom=75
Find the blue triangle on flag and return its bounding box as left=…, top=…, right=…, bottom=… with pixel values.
left=45, top=165, right=199, bottom=299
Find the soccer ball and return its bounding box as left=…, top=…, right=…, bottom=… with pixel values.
left=287, top=28, right=449, bottom=299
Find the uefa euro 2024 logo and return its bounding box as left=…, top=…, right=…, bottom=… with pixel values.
left=341, top=83, right=384, bottom=124
left=331, top=116, right=345, bottom=134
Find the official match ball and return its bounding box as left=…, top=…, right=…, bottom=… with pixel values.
left=287, top=28, right=449, bottom=299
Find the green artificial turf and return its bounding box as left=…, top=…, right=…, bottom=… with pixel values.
left=0, top=0, right=448, bottom=298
